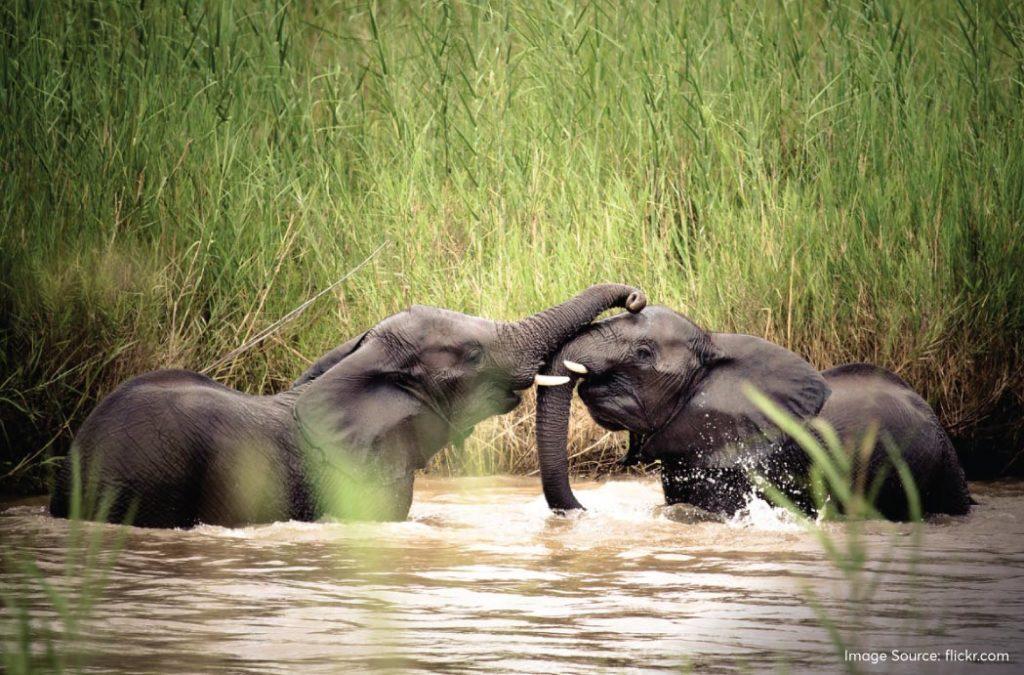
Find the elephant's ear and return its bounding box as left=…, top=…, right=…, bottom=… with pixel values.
left=293, top=337, right=441, bottom=482
left=667, top=333, right=831, bottom=469
left=292, top=331, right=370, bottom=387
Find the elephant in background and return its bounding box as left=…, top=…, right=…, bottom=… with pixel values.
left=49, top=284, right=646, bottom=528
left=534, top=306, right=972, bottom=520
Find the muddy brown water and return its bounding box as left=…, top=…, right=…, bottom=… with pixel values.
left=2, top=477, right=1022, bottom=673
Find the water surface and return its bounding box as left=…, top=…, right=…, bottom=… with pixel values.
left=2, top=478, right=1022, bottom=673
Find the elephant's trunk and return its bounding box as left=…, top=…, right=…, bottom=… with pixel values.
left=500, top=284, right=644, bottom=386
left=499, top=284, right=643, bottom=510
left=535, top=344, right=586, bottom=510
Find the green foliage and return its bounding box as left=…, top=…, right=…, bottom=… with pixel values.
left=2, top=0, right=1022, bottom=489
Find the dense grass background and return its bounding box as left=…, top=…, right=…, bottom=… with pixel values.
left=2, top=0, right=1022, bottom=493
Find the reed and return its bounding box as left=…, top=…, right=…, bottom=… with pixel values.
left=2, top=0, right=1022, bottom=491
left=1, top=455, right=130, bottom=673
left=747, top=388, right=926, bottom=673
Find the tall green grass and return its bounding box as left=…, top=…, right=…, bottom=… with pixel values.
left=2, top=0, right=1022, bottom=492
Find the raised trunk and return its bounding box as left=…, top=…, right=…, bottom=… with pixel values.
left=535, top=346, right=585, bottom=510
left=500, top=284, right=644, bottom=384
left=504, top=285, right=643, bottom=511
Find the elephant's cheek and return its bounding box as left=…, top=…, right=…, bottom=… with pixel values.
left=580, top=397, right=628, bottom=431
left=497, top=391, right=522, bottom=414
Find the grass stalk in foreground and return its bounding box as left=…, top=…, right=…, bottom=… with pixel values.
left=746, top=387, right=924, bottom=673
left=1, top=456, right=131, bottom=674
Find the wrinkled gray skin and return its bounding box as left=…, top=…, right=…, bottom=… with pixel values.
left=536, top=306, right=972, bottom=520
left=49, top=284, right=645, bottom=528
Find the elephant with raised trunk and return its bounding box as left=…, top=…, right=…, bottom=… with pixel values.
left=50, top=284, right=646, bottom=528
left=535, top=306, right=972, bottom=520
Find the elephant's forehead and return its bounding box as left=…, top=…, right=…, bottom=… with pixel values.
left=597, top=305, right=701, bottom=341
left=382, top=305, right=495, bottom=340
left=649, top=309, right=705, bottom=343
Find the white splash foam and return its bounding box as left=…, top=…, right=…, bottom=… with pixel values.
left=571, top=480, right=663, bottom=522
left=726, top=492, right=804, bottom=532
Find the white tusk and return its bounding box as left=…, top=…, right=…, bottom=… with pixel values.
left=563, top=360, right=588, bottom=374
left=534, top=374, right=571, bottom=387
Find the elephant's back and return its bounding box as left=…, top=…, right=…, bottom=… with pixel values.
left=51, top=369, right=293, bottom=527
left=821, top=362, right=916, bottom=390
left=70, top=370, right=248, bottom=458
left=125, top=368, right=225, bottom=388
left=112, top=369, right=243, bottom=410
left=819, top=363, right=971, bottom=517
left=820, top=364, right=934, bottom=434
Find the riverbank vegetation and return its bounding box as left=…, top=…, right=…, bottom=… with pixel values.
left=2, top=0, right=1022, bottom=493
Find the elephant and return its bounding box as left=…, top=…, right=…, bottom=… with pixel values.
left=49, top=284, right=646, bottom=528
left=534, top=306, right=972, bottom=520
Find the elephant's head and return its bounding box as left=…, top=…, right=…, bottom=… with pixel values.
left=292, top=284, right=646, bottom=509
left=535, top=306, right=830, bottom=510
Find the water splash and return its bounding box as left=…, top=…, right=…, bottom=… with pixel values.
left=725, top=492, right=804, bottom=532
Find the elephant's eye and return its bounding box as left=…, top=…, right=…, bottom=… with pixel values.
left=635, top=345, right=655, bottom=364
left=465, top=345, right=484, bottom=366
